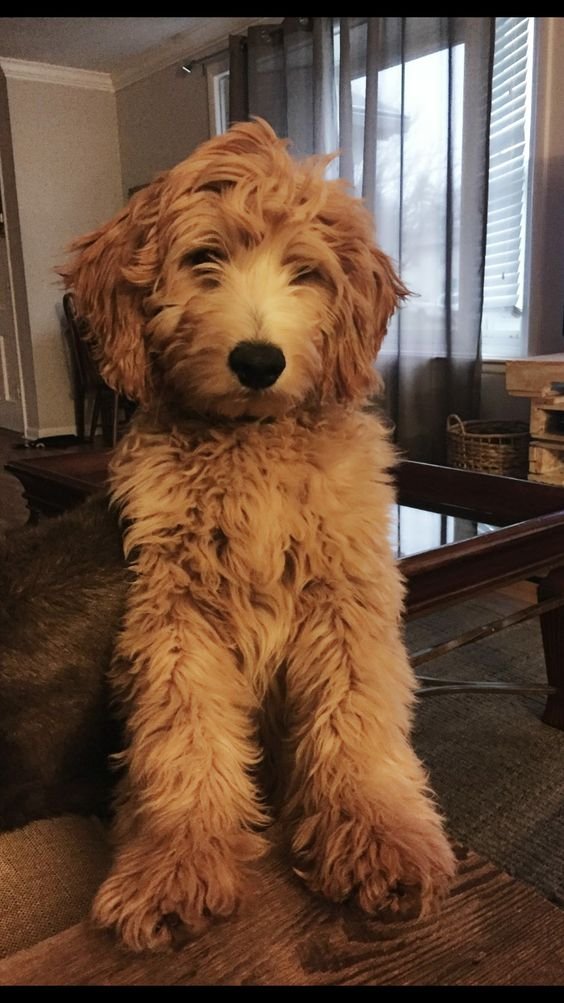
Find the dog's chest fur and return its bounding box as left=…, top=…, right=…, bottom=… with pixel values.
left=110, top=409, right=396, bottom=692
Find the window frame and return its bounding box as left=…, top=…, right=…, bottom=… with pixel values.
left=481, top=17, right=536, bottom=361
left=206, top=56, right=229, bottom=136
left=525, top=16, right=564, bottom=358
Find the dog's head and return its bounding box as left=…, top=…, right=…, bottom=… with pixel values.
left=62, top=118, right=407, bottom=418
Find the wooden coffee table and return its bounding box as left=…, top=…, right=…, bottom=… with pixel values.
left=5, top=449, right=110, bottom=519
left=6, top=451, right=564, bottom=727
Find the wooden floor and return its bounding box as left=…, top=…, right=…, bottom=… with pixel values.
left=0, top=837, right=563, bottom=986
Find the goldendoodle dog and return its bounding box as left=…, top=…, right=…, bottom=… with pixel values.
left=63, top=117, right=455, bottom=951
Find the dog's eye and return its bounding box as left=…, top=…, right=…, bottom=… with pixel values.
left=183, top=248, right=226, bottom=268
left=290, top=267, right=323, bottom=286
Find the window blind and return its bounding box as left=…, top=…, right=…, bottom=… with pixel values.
left=483, top=17, right=532, bottom=319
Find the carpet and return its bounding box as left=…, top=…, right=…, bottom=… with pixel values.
left=408, top=590, right=564, bottom=908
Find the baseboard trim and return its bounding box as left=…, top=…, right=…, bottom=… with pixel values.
left=23, top=424, right=77, bottom=441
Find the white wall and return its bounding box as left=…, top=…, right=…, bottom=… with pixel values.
left=5, top=73, right=123, bottom=437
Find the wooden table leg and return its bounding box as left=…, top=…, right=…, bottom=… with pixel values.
left=538, top=568, right=564, bottom=729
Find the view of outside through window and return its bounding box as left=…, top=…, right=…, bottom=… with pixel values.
left=348, top=44, right=464, bottom=360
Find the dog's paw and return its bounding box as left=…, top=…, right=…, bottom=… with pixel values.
left=92, top=830, right=266, bottom=952
left=292, top=806, right=456, bottom=920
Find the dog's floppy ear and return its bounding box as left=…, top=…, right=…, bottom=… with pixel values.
left=367, top=244, right=409, bottom=356
left=319, top=183, right=409, bottom=403
left=60, top=178, right=164, bottom=405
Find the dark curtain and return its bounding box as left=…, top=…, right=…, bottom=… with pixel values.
left=229, top=17, right=494, bottom=463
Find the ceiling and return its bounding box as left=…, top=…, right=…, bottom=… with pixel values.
left=0, top=17, right=279, bottom=88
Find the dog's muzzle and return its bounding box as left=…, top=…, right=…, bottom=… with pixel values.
left=228, top=341, right=286, bottom=390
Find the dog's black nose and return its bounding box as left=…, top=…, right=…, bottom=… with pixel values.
left=228, top=341, right=286, bottom=390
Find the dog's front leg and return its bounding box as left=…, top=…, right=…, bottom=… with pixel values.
left=92, top=604, right=267, bottom=952
left=283, top=581, right=456, bottom=919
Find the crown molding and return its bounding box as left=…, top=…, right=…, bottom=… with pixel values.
left=0, top=57, right=113, bottom=92
left=0, top=18, right=283, bottom=95
left=111, top=16, right=282, bottom=92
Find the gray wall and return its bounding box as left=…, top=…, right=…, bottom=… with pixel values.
left=526, top=17, right=564, bottom=357
left=6, top=75, right=123, bottom=436
left=116, top=61, right=210, bottom=196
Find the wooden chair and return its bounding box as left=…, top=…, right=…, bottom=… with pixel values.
left=62, top=292, right=134, bottom=446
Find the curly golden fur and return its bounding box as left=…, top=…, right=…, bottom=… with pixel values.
left=63, top=118, right=455, bottom=951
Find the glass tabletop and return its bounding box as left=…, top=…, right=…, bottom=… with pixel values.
left=391, top=503, right=500, bottom=560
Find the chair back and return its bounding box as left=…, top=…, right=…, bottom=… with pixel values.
left=62, top=292, right=104, bottom=392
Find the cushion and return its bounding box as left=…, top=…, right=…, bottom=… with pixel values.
left=0, top=815, right=110, bottom=959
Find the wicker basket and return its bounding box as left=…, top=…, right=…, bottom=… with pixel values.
left=447, top=414, right=529, bottom=478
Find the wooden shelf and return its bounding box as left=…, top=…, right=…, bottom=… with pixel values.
left=506, top=356, right=564, bottom=483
